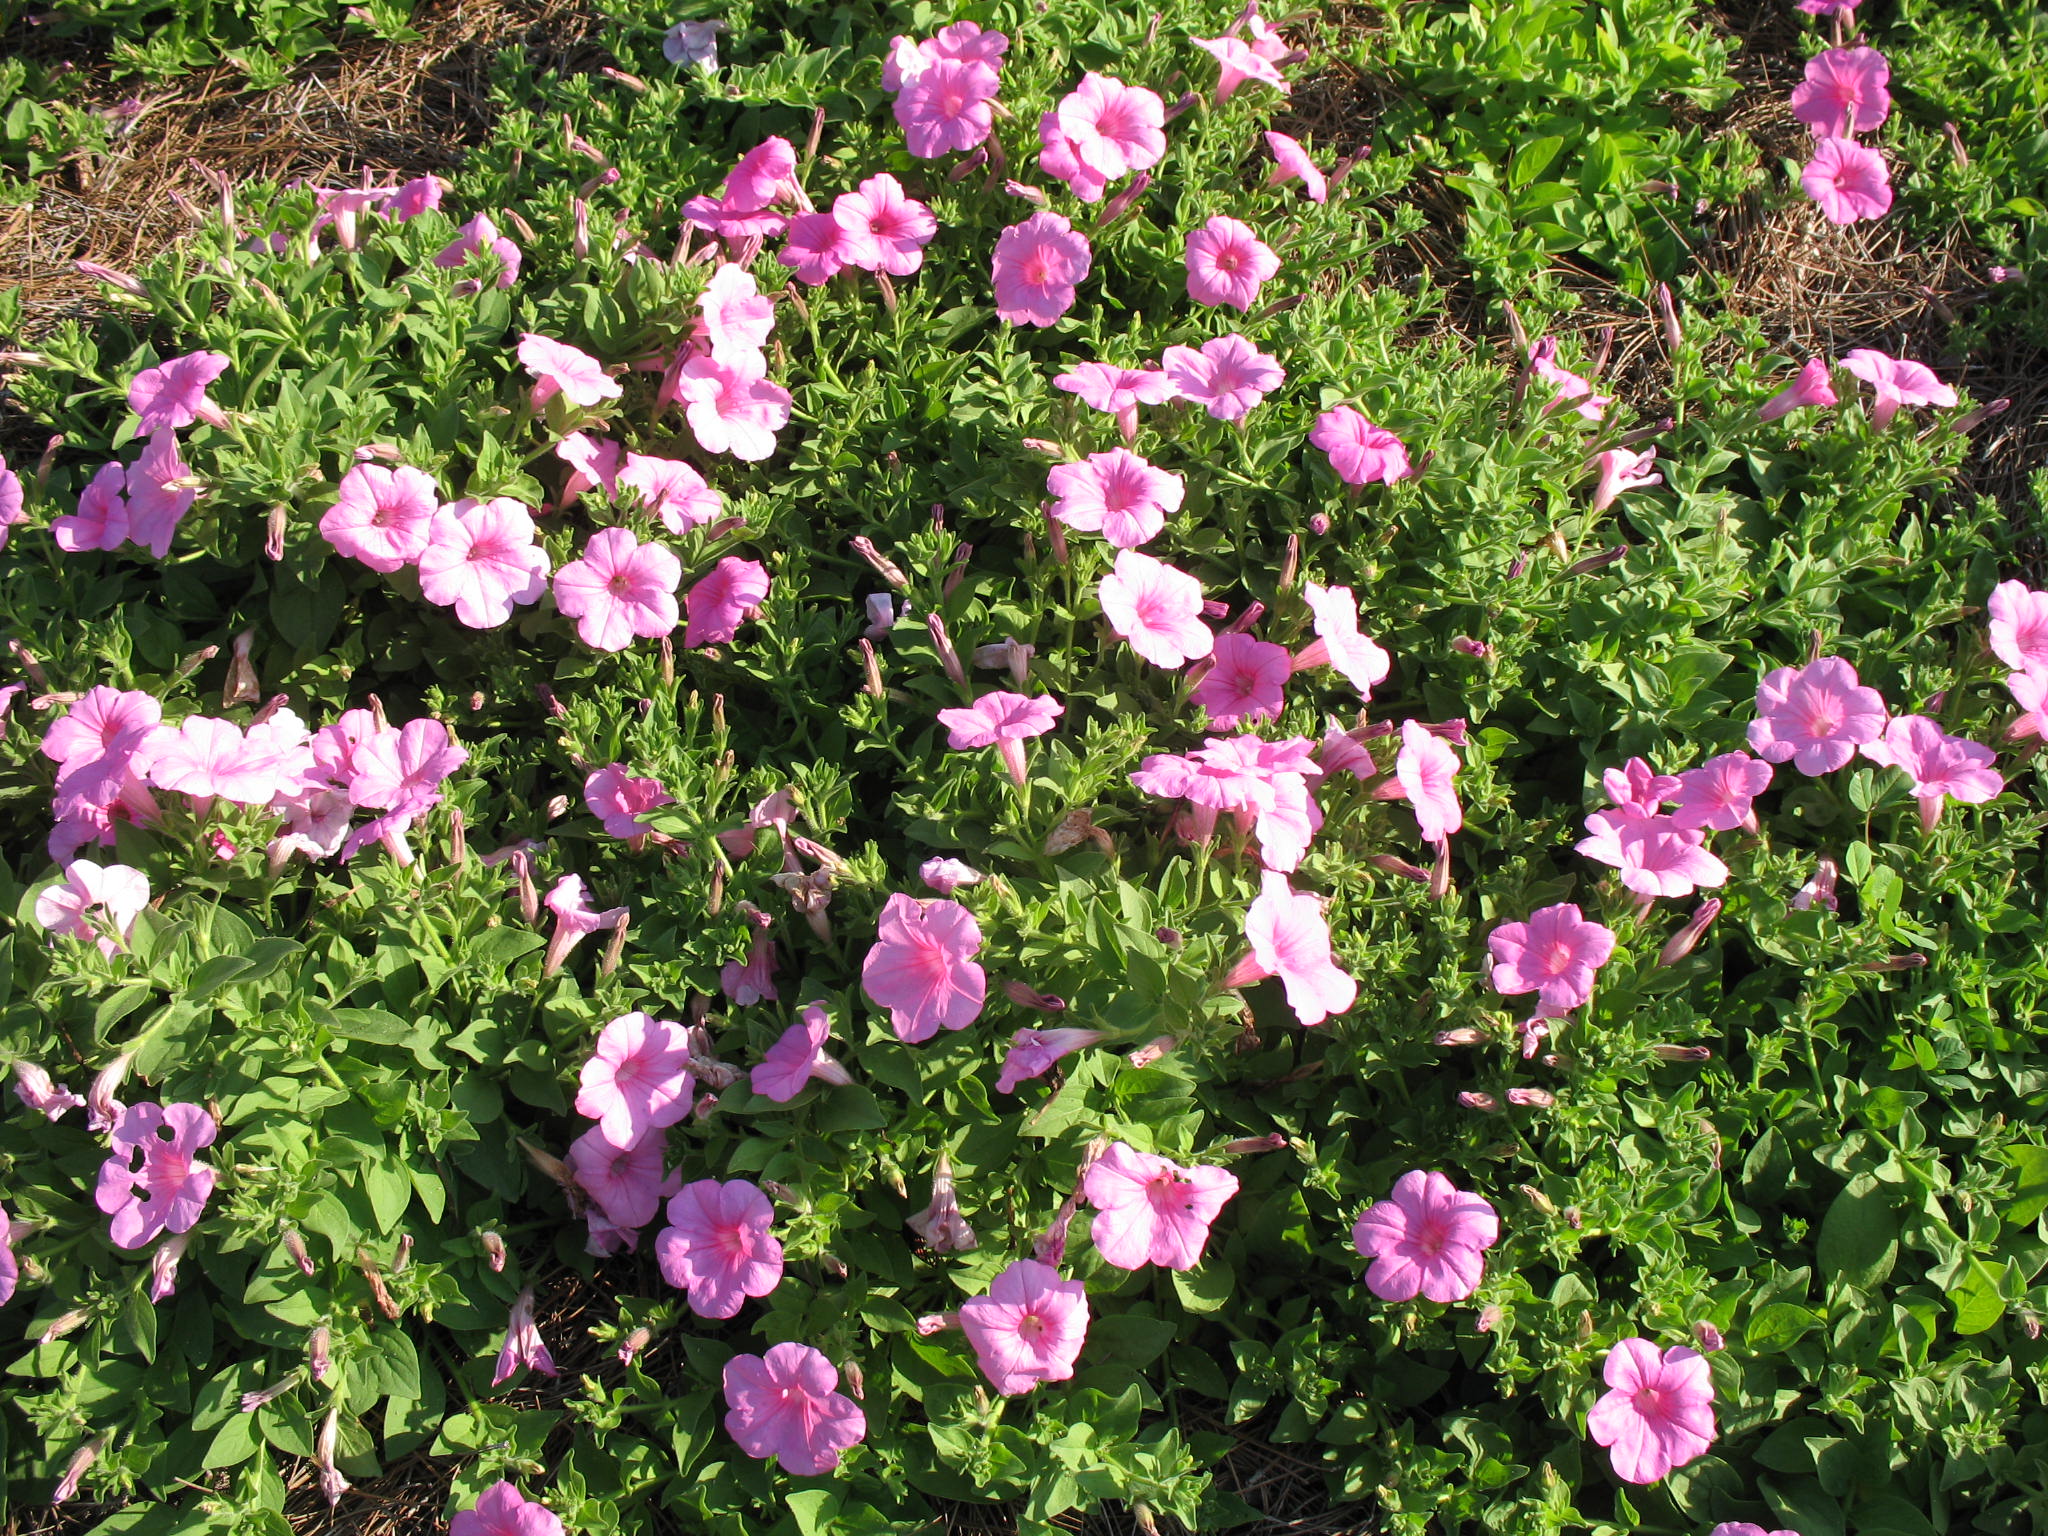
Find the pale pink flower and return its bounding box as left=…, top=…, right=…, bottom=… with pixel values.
left=1590, top=447, right=1661, bottom=512
left=136, top=716, right=282, bottom=804
left=1310, top=407, right=1412, bottom=485
left=959, top=1259, right=1090, bottom=1394
left=1351, top=1171, right=1500, bottom=1302
left=723, top=1343, right=866, bottom=1476
left=1578, top=813, right=1730, bottom=899
left=1989, top=579, right=2048, bottom=675
left=1840, top=349, right=1956, bottom=428
left=434, top=212, right=522, bottom=287
left=1083, top=1141, right=1239, bottom=1270
left=1586, top=1339, right=1716, bottom=1484
left=542, top=874, right=627, bottom=975
left=676, top=353, right=793, bottom=461
left=1053, top=361, right=1176, bottom=444
left=1670, top=751, right=1773, bottom=832
left=1194, top=36, right=1289, bottom=103
left=518, top=333, right=621, bottom=408
left=1263, top=131, right=1326, bottom=202
left=492, top=1287, right=556, bottom=1386
left=657, top=1178, right=784, bottom=1318
left=1225, top=871, right=1356, bottom=1026
left=617, top=454, right=723, bottom=534
left=417, top=497, right=549, bottom=627
left=95, top=1101, right=216, bottom=1249
left=1860, top=714, right=2003, bottom=828
left=1747, top=656, right=1888, bottom=774
left=320, top=463, right=437, bottom=572
left=996, top=1027, right=1105, bottom=1093
left=565, top=1125, right=668, bottom=1229
left=1162, top=334, right=1284, bottom=422
left=1037, top=112, right=1109, bottom=203
left=1047, top=448, right=1184, bottom=549
left=1191, top=633, right=1291, bottom=728
left=1791, top=46, right=1891, bottom=139
left=752, top=1002, right=853, bottom=1102
left=124, top=428, right=197, bottom=558
left=2008, top=670, right=2048, bottom=741
left=1758, top=357, right=1838, bottom=421
left=992, top=212, right=1093, bottom=327
left=1802, top=138, right=1893, bottom=224
left=554, top=527, right=682, bottom=651
left=1185, top=216, right=1281, bottom=311
left=451, top=1482, right=564, bottom=1536
left=696, top=264, right=775, bottom=368
left=723, top=137, right=799, bottom=211
left=938, top=691, right=1063, bottom=786
left=128, top=351, right=230, bottom=433
left=1487, top=903, right=1615, bottom=1014
left=1294, top=582, right=1391, bottom=697
left=54, top=462, right=131, bottom=553
left=1529, top=337, right=1611, bottom=421
left=683, top=556, right=770, bottom=649
left=861, top=893, right=986, bottom=1043
left=1099, top=550, right=1212, bottom=668
left=896, top=56, right=999, bottom=158
left=35, top=859, right=150, bottom=956
left=778, top=211, right=860, bottom=285
left=1396, top=719, right=1462, bottom=841
left=0, top=1200, right=16, bottom=1303
left=576, top=1011, right=693, bottom=1148
left=349, top=717, right=464, bottom=816
left=554, top=431, right=620, bottom=508
left=43, top=686, right=161, bottom=800
left=834, top=174, right=938, bottom=276
left=0, top=457, right=23, bottom=551
left=1055, top=73, right=1167, bottom=181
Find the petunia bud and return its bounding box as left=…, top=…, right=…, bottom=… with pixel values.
left=1564, top=543, right=1628, bottom=576
left=75, top=259, right=147, bottom=297
left=1370, top=854, right=1432, bottom=883
left=357, top=1253, right=400, bottom=1320
left=1655, top=282, right=1680, bottom=349
left=1095, top=170, right=1153, bottom=231
left=88, top=1053, right=132, bottom=1135
left=149, top=1230, right=193, bottom=1302
left=240, top=1376, right=297, bottom=1412
left=518, top=1138, right=585, bottom=1212
left=317, top=1406, right=349, bottom=1506
left=1450, top=636, right=1491, bottom=658
left=1475, top=1305, right=1504, bottom=1333
left=1855, top=952, right=1928, bottom=973
left=1656, top=897, right=1721, bottom=967
left=618, top=1325, right=652, bottom=1365
left=926, top=612, right=967, bottom=689
left=1002, top=179, right=1050, bottom=207
left=600, top=65, right=648, bottom=91
left=1001, top=979, right=1066, bottom=1012
left=948, top=145, right=991, bottom=182
left=309, top=1324, right=332, bottom=1381
left=1792, top=855, right=1839, bottom=913
left=849, top=535, right=910, bottom=588
left=1692, top=1320, right=1725, bottom=1353
left=857, top=638, right=884, bottom=696
left=1943, top=120, right=1969, bottom=168
left=1651, top=1043, right=1712, bottom=1062
left=281, top=1226, right=316, bottom=1276
left=1308, top=513, right=1331, bottom=536
left=40, top=1307, right=92, bottom=1343
left=1220, top=1133, right=1288, bottom=1155
left=1458, top=1091, right=1500, bottom=1113
left=1127, top=1035, right=1176, bottom=1068
left=1518, top=1184, right=1556, bottom=1216
left=51, top=1433, right=106, bottom=1505
left=1950, top=397, right=2011, bottom=436
left=916, top=1311, right=960, bottom=1335
left=1163, top=89, right=1200, bottom=122
left=1435, top=1027, right=1482, bottom=1046
left=1042, top=503, right=1070, bottom=565
left=598, top=916, right=630, bottom=975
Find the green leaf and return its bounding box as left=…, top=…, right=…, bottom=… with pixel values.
left=1950, top=1257, right=2005, bottom=1336
left=2003, top=1144, right=2048, bottom=1225
left=1172, top=1264, right=1234, bottom=1315
left=1744, top=1301, right=1820, bottom=1353
left=1816, top=1173, right=1900, bottom=1288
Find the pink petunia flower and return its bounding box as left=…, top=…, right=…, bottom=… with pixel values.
left=95, top=1101, right=217, bottom=1249
left=1351, top=1170, right=1500, bottom=1302
left=959, top=1258, right=1090, bottom=1394
left=0, top=456, right=23, bottom=551
left=1840, top=349, right=1956, bottom=429
left=1802, top=138, right=1893, bottom=224
left=450, top=1482, right=564, bottom=1536
left=992, top=212, right=1093, bottom=328
left=1191, top=633, right=1291, bottom=728
left=723, top=137, right=799, bottom=211
left=861, top=892, right=986, bottom=1043
left=1185, top=216, right=1281, bottom=312
left=617, top=454, right=723, bottom=534
left=1670, top=751, right=1773, bottom=832
left=2006, top=670, right=2048, bottom=741
left=136, top=716, right=285, bottom=805
left=676, top=353, right=793, bottom=461
left=833, top=174, right=938, bottom=277
left=995, top=1027, right=1105, bottom=1094
left=129, top=351, right=230, bottom=433
left=1529, top=338, right=1612, bottom=421
left=576, top=1012, right=695, bottom=1149
left=123, top=429, right=197, bottom=559
left=1577, top=813, right=1730, bottom=899
left=518, top=334, right=621, bottom=409
left=683, top=556, right=770, bottom=649
left=1162, top=334, right=1284, bottom=422
left=896, top=56, right=1000, bottom=158
left=657, top=1178, right=784, bottom=1318
left=751, top=1001, right=854, bottom=1103
left=434, top=212, right=522, bottom=287
left=35, top=859, right=150, bottom=956
left=1098, top=550, right=1212, bottom=668
left=1263, top=131, right=1327, bottom=202
left=492, top=1287, right=557, bottom=1386
left=1758, top=357, right=1839, bottom=421
left=1586, top=1339, right=1716, bottom=1484
left=778, top=211, right=860, bottom=285
left=680, top=193, right=790, bottom=246
left=1797, top=0, right=1858, bottom=11
left=937, top=691, right=1063, bottom=787
left=1791, top=46, right=1891, bottom=140
left=1396, top=719, right=1462, bottom=841
left=553, top=527, right=682, bottom=652
left=1224, top=870, right=1357, bottom=1025
left=695, top=264, right=776, bottom=370
left=1747, top=656, right=1888, bottom=774
left=1194, top=35, right=1290, bottom=103
left=554, top=431, right=620, bottom=508
left=1310, top=407, right=1412, bottom=486
left=722, top=1343, right=866, bottom=1476
left=1053, top=361, right=1176, bottom=444
left=417, top=497, right=550, bottom=628
left=1037, top=112, right=1109, bottom=202
left=54, top=462, right=132, bottom=553
left=1056, top=72, right=1167, bottom=184
left=1590, top=447, right=1661, bottom=512
left=1860, top=714, right=2003, bottom=829
left=0, top=1202, right=16, bottom=1304
left=1083, top=1140, right=1239, bottom=1270
left=584, top=764, right=672, bottom=843
left=1294, top=582, right=1392, bottom=697
left=1709, top=1527, right=1798, bottom=1536
left=542, top=874, right=628, bottom=975
left=1990, top=579, right=2048, bottom=676
left=44, top=688, right=161, bottom=796
left=1047, top=448, right=1184, bottom=549
left=349, top=717, right=465, bottom=817
left=320, top=463, right=438, bottom=572
left=1488, top=903, right=1615, bottom=1014
left=565, top=1125, right=668, bottom=1230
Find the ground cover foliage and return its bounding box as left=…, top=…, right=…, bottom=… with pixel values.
left=1, top=0, right=2048, bottom=1534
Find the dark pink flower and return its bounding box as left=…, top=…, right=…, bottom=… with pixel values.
left=1840, top=349, right=1955, bottom=428
left=1037, top=112, right=1109, bottom=203
left=959, top=1258, right=1090, bottom=1394
left=128, top=351, right=230, bottom=433
left=450, top=1481, right=564, bottom=1536
left=1162, top=334, right=1284, bottom=423
left=1590, top=447, right=1660, bottom=512
left=320, top=463, right=437, bottom=572
left=434, top=213, right=522, bottom=287
left=1860, top=714, right=2003, bottom=829
left=1991, top=579, right=2048, bottom=675
left=1791, top=46, right=1890, bottom=139
left=95, top=1101, right=216, bottom=1250
left=1055, top=74, right=1167, bottom=181
left=565, top=1125, right=667, bottom=1229
left=1747, top=656, right=1887, bottom=774
left=722, top=1343, right=866, bottom=1476
left=1586, top=1339, right=1716, bottom=1484
left=1396, top=719, right=1462, bottom=841
left=1185, top=216, right=1281, bottom=311
left=1758, top=357, right=1838, bottom=421
left=1487, top=903, right=1615, bottom=1014
left=1263, top=131, right=1327, bottom=202
left=1047, top=448, right=1183, bottom=549
left=1351, top=1171, right=1499, bottom=1302
left=751, top=1002, right=853, bottom=1102
left=896, top=56, right=999, bottom=158
left=1309, top=407, right=1412, bottom=485
left=683, top=556, right=770, bottom=649
left=1802, top=139, right=1892, bottom=224
left=657, top=1178, right=783, bottom=1318
left=1670, top=751, right=1773, bottom=831
left=861, top=893, right=986, bottom=1043
left=833, top=174, right=937, bottom=276
left=779, top=211, right=860, bottom=285
left=349, top=718, right=465, bottom=815
left=1082, top=1140, right=1238, bottom=1270
left=996, top=1027, right=1104, bottom=1093
left=1192, top=633, right=1290, bottom=728
left=1577, top=813, right=1729, bottom=899
left=992, top=212, right=1092, bottom=328
left=54, top=462, right=131, bottom=553
left=554, top=527, right=682, bottom=652
left=1529, top=338, right=1611, bottom=421
left=723, top=137, right=798, bottom=211
left=584, top=764, right=672, bottom=841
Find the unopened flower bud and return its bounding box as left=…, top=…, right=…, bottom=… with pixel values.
left=1943, top=120, right=1969, bottom=168
left=88, top=1053, right=132, bottom=1134
left=1576, top=1310, right=1594, bottom=1343
left=241, top=1376, right=297, bottom=1412
left=1655, top=282, right=1680, bottom=349
left=618, top=1325, right=652, bottom=1365
left=948, top=145, right=990, bottom=182
left=1095, top=170, right=1153, bottom=230
left=1003, top=179, right=1050, bottom=207
left=1458, top=1091, right=1500, bottom=1113
left=1854, top=953, right=1927, bottom=973
left=1506, top=1087, right=1554, bottom=1108
left=926, top=612, right=967, bottom=689
left=282, top=1226, right=315, bottom=1276
left=1692, top=1321, right=1725, bottom=1353
left=40, top=1306, right=92, bottom=1343
left=1128, top=1035, right=1175, bottom=1068
left=849, top=535, right=910, bottom=588
left=75, top=259, right=147, bottom=297
left=1451, top=636, right=1491, bottom=658
left=1220, top=1133, right=1288, bottom=1155
left=1565, top=543, right=1628, bottom=576
left=51, top=1433, right=106, bottom=1505
left=1001, top=979, right=1065, bottom=1012
left=317, top=1405, right=349, bottom=1506
left=1308, top=513, right=1331, bottom=536
left=1435, top=1026, right=1483, bottom=1046
left=1154, top=927, right=1182, bottom=948
left=1043, top=503, right=1069, bottom=565
left=1651, top=1043, right=1712, bottom=1062
left=1657, top=897, right=1722, bottom=968
left=1369, top=854, right=1432, bottom=883
left=1792, top=855, right=1839, bottom=913
left=1476, top=1304, right=1504, bottom=1333
left=857, top=638, right=884, bottom=696
left=916, top=1311, right=959, bottom=1335
left=600, top=65, right=648, bottom=90
left=309, top=1324, right=332, bottom=1381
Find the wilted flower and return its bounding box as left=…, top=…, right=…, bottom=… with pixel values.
left=96, top=1101, right=217, bottom=1249
left=492, top=1287, right=557, bottom=1386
